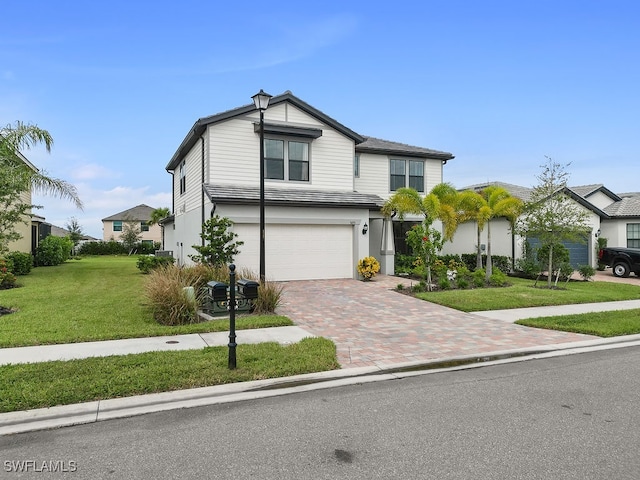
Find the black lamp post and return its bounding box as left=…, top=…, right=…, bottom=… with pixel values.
left=252, top=89, right=272, bottom=283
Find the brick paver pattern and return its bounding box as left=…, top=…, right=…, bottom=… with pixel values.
left=277, top=275, right=597, bottom=369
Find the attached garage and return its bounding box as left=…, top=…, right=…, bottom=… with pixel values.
left=206, top=184, right=383, bottom=281
left=232, top=223, right=354, bottom=281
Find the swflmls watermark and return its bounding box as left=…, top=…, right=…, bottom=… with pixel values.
left=4, top=460, right=77, bottom=473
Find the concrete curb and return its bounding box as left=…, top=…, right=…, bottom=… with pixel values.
left=3, top=335, right=640, bottom=436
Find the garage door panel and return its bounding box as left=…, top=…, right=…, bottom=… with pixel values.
left=232, top=224, right=353, bottom=281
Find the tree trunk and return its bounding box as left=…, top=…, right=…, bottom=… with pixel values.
left=476, top=223, right=483, bottom=270
left=485, top=222, right=493, bottom=281
left=547, top=245, right=554, bottom=288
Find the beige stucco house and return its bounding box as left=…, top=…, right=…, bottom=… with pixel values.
left=101, top=204, right=162, bottom=246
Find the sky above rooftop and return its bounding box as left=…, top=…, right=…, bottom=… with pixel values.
left=2, top=0, right=639, bottom=238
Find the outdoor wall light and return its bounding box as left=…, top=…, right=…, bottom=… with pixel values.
left=362, top=222, right=369, bottom=235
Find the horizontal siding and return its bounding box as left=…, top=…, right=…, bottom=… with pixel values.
left=208, top=111, right=354, bottom=191
left=174, top=140, right=203, bottom=216
left=356, top=153, right=444, bottom=200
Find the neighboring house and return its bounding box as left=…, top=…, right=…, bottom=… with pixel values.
left=163, top=90, right=454, bottom=281
left=441, top=181, right=640, bottom=268
left=6, top=152, right=49, bottom=256
left=101, top=204, right=162, bottom=246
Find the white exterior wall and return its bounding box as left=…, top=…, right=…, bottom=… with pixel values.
left=599, top=219, right=630, bottom=248
left=200, top=203, right=370, bottom=280
left=208, top=106, right=354, bottom=191
left=441, top=219, right=517, bottom=259
left=585, top=191, right=616, bottom=210
left=174, top=140, right=203, bottom=218
left=355, top=152, right=444, bottom=200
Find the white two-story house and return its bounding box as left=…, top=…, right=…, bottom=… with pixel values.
left=163, top=91, right=454, bottom=281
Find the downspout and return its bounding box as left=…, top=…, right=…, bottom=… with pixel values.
left=201, top=136, right=205, bottom=247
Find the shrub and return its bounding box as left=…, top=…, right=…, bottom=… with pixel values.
left=190, top=215, right=243, bottom=266
left=577, top=264, right=596, bottom=281
left=457, top=277, right=469, bottom=289
left=0, top=258, right=17, bottom=289
left=35, top=236, right=73, bottom=266
left=489, top=268, right=508, bottom=287
left=438, top=277, right=451, bottom=290
left=357, top=256, right=380, bottom=280
left=136, top=255, right=175, bottom=274
left=78, top=240, right=127, bottom=255
left=5, top=251, right=33, bottom=275
left=473, top=268, right=486, bottom=288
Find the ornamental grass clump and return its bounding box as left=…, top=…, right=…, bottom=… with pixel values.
left=357, top=256, right=381, bottom=281
left=144, top=265, right=203, bottom=325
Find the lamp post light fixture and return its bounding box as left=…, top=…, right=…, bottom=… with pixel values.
left=252, top=89, right=272, bottom=283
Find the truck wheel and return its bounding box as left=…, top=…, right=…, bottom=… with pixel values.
left=613, top=262, right=630, bottom=278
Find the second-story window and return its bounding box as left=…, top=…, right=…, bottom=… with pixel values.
left=113, top=221, right=122, bottom=232
left=141, top=222, right=150, bottom=232
left=354, top=154, right=360, bottom=178
left=179, top=161, right=186, bottom=195
left=265, top=138, right=309, bottom=182
left=390, top=159, right=424, bottom=192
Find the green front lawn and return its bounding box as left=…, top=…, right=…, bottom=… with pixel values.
left=415, top=276, right=640, bottom=312
left=0, top=256, right=291, bottom=347
left=516, top=309, right=640, bottom=337
left=0, top=338, right=339, bottom=413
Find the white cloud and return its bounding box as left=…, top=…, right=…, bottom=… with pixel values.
left=70, top=163, right=119, bottom=181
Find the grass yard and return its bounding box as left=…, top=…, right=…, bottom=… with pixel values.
left=0, top=256, right=292, bottom=347
left=415, top=276, right=640, bottom=312
left=516, top=309, right=640, bottom=337
left=0, top=338, right=339, bottom=413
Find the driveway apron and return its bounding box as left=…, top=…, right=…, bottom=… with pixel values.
left=276, top=276, right=597, bottom=369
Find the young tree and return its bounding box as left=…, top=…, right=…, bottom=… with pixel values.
left=515, top=157, right=590, bottom=288
left=0, top=121, right=83, bottom=252
left=120, top=216, right=142, bottom=254
left=65, top=216, right=84, bottom=247
left=190, top=215, right=244, bottom=266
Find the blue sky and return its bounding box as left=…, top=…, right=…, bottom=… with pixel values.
left=2, top=0, right=639, bottom=238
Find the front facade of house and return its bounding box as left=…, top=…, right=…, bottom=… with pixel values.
left=163, top=91, right=454, bottom=281
left=441, top=182, right=640, bottom=268
left=101, top=204, right=162, bottom=245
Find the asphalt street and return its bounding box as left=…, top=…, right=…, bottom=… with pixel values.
left=1, top=346, right=639, bottom=479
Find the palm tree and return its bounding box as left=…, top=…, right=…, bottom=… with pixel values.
left=149, top=207, right=170, bottom=226
left=478, top=186, right=523, bottom=280
left=0, top=121, right=82, bottom=251
left=1, top=121, right=83, bottom=208
left=382, top=183, right=464, bottom=288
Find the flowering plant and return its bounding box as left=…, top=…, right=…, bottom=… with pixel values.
left=357, top=256, right=381, bottom=281
left=0, top=258, right=17, bottom=289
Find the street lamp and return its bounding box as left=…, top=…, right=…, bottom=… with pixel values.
left=252, top=89, right=272, bottom=283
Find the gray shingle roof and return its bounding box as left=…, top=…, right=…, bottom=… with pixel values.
left=102, top=204, right=156, bottom=222
left=203, top=184, right=384, bottom=209
left=460, top=181, right=534, bottom=202
left=603, top=196, right=640, bottom=217
left=357, top=136, right=454, bottom=160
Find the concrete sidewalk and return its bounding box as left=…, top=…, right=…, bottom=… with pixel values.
left=0, top=326, right=314, bottom=366
left=472, top=299, right=640, bottom=322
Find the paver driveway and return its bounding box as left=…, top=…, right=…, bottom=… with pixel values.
left=277, top=275, right=598, bottom=368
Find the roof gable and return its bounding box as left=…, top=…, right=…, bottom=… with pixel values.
left=102, top=204, right=156, bottom=222
left=166, top=91, right=364, bottom=171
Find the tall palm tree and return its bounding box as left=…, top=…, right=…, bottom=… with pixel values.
left=478, top=186, right=523, bottom=279
left=148, top=207, right=170, bottom=226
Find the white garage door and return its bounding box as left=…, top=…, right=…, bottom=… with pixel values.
left=233, top=223, right=353, bottom=281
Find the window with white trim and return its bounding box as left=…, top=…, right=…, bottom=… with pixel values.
left=390, top=159, right=424, bottom=192
left=113, top=221, right=122, bottom=232
left=354, top=154, right=360, bottom=178
left=627, top=223, right=640, bottom=248
left=264, top=138, right=309, bottom=182
left=179, top=161, right=186, bottom=195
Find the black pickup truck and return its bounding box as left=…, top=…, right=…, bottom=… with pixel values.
left=598, top=247, right=640, bottom=278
